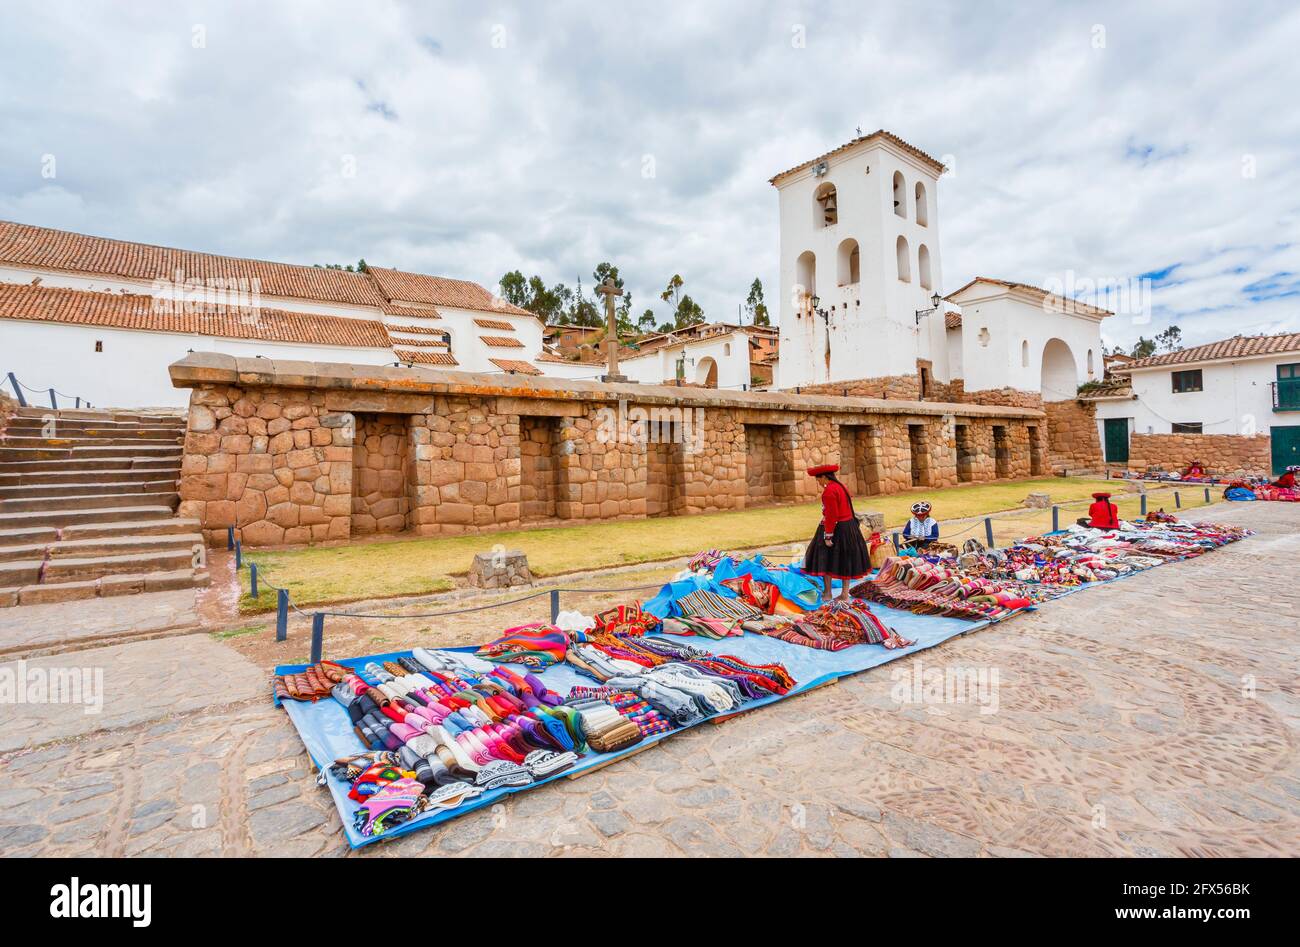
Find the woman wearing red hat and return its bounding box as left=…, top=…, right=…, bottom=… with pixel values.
left=1077, top=491, right=1121, bottom=531
left=803, top=464, right=871, bottom=600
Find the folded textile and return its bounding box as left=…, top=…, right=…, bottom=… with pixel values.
left=475, top=624, right=568, bottom=668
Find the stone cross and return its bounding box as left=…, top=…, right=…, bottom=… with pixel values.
left=595, top=277, right=628, bottom=383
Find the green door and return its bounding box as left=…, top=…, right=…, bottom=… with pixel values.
left=1271, top=425, right=1300, bottom=475
left=1104, top=418, right=1129, bottom=464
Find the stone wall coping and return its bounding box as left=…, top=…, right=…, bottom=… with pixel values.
left=168, top=352, right=1045, bottom=420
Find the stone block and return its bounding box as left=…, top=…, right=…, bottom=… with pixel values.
left=467, top=550, right=533, bottom=589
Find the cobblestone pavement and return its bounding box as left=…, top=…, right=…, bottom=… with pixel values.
left=1, top=501, right=1296, bottom=857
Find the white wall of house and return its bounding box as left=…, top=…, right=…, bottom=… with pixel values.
left=776, top=138, right=946, bottom=389
left=1093, top=353, right=1300, bottom=437
left=0, top=319, right=394, bottom=409
left=618, top=331, right=753, bottom=389
left=946, top=288, right=1104, bottom=399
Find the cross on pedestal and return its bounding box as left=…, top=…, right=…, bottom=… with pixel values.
left=595, top=277, right=629, bottom=383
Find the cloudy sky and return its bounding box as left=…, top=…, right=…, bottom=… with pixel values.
left=2, top=1, right=1297, bottom=349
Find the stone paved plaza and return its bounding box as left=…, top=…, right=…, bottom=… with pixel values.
left=0, top=500, right=1296, bottom=857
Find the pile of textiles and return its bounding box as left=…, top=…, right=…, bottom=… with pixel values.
left=323, top=650, right=593, bottom=835
left=274, top=660, right=350, bottom=702
left=564, top=687, right=663, bottom=751
left=476, top=624, right=568, bottom=668
left=675, top=588, right=764, bottom=626
left=687, top=549, right=776, bottom=573
left=853, top=517, right=1254, bottom=619
left=660, top=615, right=742, bottom=638
left=852, top=558, right=1035, bottom=620
left=564, top=628, right=795, bottom=725
left=592, top=603, right=660, bottom=636
left=748, top=599, right=915, bottom=650
left=1248, top=484, right=1299, bottom=502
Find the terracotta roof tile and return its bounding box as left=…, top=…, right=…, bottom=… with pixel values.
left=1119, top=332, right=1300, bottom=370
left=384, top=322, right=444, bottom=335
left=945, top=277, right=1113, bottom=318
left=488, top=358, right=542, bottom=375
left=0, top=282, right=393, bottom=348
left=380, top=301, right=441, bottom=319
left=392, top=348, right=458, bottom=366
left=769, top=129, right=946, bottom=184
left=0, top=220, right=387, bottom=307
left=473, top=317, right=515, bottom=330
left=385, top=336, right=448, bottom=348
left=479, top=335, right=524, bottom=348
left=367, top=266, right=533, bottom=318
left=944, top=310, right=962, bottom=330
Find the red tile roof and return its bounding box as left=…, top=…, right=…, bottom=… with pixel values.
left=1118, top=333, right=1300, bottom=371
left=381, top=301, right=441, bottom=319
left=945, top=277, right=1113, bottom=318
left=384, top=336, right=448, bottom=348
left=489, top=358, right=542, bottom=375
left=0, top=220, right=387, bottom=307
left=769, top=129, right=946, bottom=184
left=393, top=348, right=458, bottom=366
left=384, top=322, right=444, bottom=335
left=944, top=310, right=962, bottom=330
left=479, top=335, right=524, bottom=348
left=473, top=317, right=516, bottom=331
left=367, top=266, right=532, bottom=318
left=0, top=282, right=394, bottom=348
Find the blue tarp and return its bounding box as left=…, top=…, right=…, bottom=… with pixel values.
left=275, top=602, right=990, bottom=848
left=641, top=555, right=827, bottom=618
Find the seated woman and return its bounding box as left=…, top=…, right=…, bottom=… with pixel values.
left=1077, top=491, right=1121, bottom=531
left=1181, top=459, right=1208, bottom=480
left=901, top=501, right=940, bottom=549
left=1271, top=465, right=1299, bottom=489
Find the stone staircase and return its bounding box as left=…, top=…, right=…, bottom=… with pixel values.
left=0, top=407, right=209, bottom=606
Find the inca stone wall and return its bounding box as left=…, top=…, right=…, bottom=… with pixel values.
left=169, top=355, right=1048, bottom=547
left=1042, top=399, right=1103, bottom=474
left=1127, top=433, right=1272, bottom=478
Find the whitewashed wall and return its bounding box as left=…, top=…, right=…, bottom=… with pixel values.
left=0, top=320, right=394, bottom=408
left=1093, top=355, right=1300, bottom=437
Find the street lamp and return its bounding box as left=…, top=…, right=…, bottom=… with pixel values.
left=914, top=291, right=942, bottom=325
left=811, top=294, right=830, bottom=324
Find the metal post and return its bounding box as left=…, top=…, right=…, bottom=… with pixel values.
left=234, top=540, right=242, bottom=569
left=276, top=589, right=289, bottom=642
left=49, top=389, right=57, bottom=409
left=6, top=373, right=25, bottom=407
left=1140, top=493, right=1148, bottom=516
left=249, top=562, right=259, bottom=598
left=892, top=532, right=901, bottom=552
left=1174, top=491, right=1181, bottom=509
left=227, top=526, right=235, bottom=550
left=1052, top=505, right=1059, bottom=531
left=75, top=397, right=81, bottom=409
left=310, top=613, right=324, bottom=664
left=984, top=517, right=994, bottom=548
left=1204, top=487, right=1210, bottom=503
left=549, top=589, right=560, bottom=624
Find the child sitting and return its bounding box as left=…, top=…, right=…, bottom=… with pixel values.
left=901, top=501, right=940, bottom=549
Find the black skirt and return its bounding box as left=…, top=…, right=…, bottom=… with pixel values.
left=804, top=518, right=871, bottom=580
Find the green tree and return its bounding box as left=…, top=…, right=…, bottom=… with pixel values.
left=1131, top=336, right=1157, bottom=359
left=1155, top=325, right=1182, bottom=353
left=660, top=274, right=705, bottom=329
left=637, top=308, right=658, bottom=333
left=744, top=277, right=770, bottom=326
left=315, top=258, right=368, bottom=272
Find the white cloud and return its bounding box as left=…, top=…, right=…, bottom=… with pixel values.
left=1, top=0, right=1297, bottom=348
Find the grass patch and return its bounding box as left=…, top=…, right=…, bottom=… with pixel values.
left=211, top=623, right=268, bottom=640
left=235, top=476, right=1150, bottom=612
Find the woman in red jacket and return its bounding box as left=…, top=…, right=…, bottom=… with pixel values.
left=1076, top=491, right=1121, bottom=531
left=803, top=464, right=871, bottom=600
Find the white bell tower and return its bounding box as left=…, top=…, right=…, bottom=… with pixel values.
left=771, top=131, right=948, bottom=390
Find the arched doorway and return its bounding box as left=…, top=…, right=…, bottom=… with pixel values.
left=696, top=357, right=718, bottom=388
left=1040, top=338, right=1078, bottom=402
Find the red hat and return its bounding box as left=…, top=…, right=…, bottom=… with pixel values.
left=806, top=464, right=839, bottom=477
left=1092, top=491, right=1112, bottom=499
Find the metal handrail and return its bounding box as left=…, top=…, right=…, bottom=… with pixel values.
left=4, top=372, right=93, bottom=409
